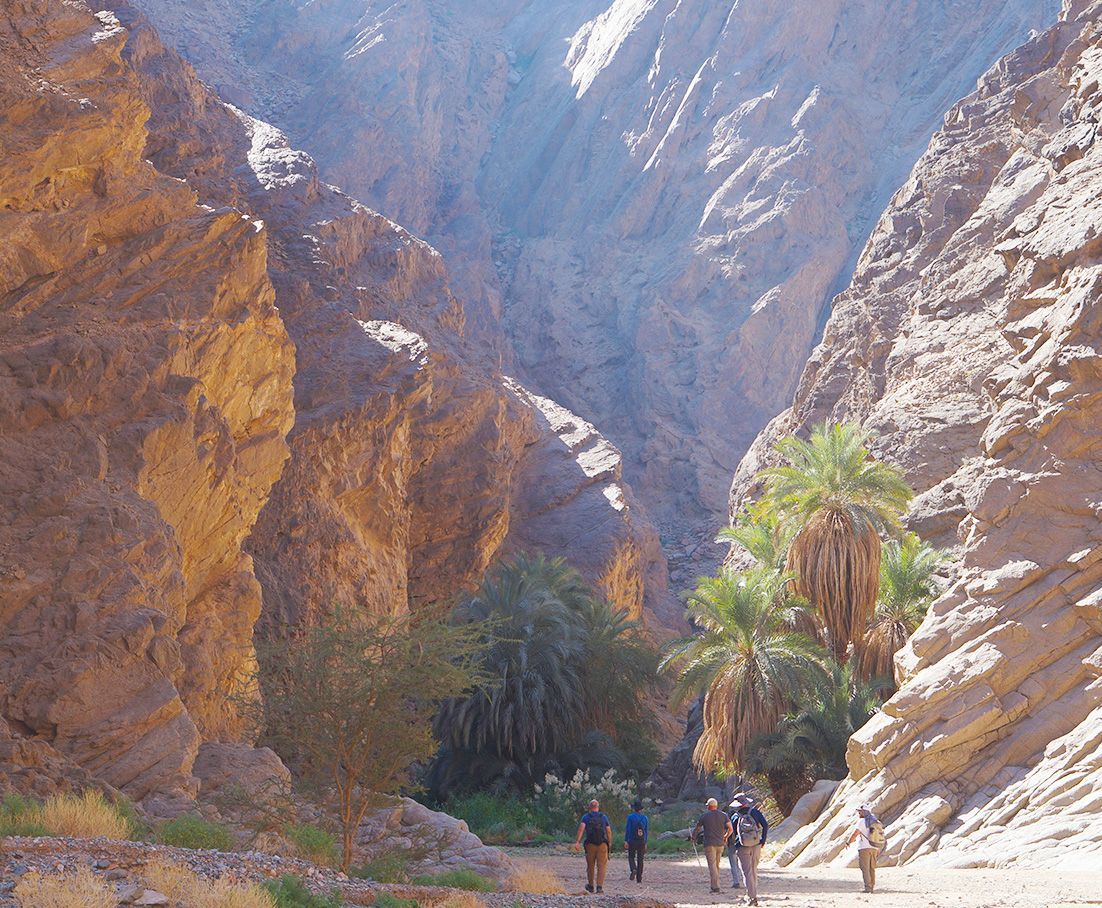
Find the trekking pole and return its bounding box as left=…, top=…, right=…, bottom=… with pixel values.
left=690, top=835, right=702, bottom=868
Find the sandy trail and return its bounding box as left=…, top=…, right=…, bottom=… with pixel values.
left=530, top=851, right=1102, bottom=907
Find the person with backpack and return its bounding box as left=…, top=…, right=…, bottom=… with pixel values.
left=623, top=799, right=648, bottom=883
left=691, top=797, right=734, bottom=893
left=847, top=804, right=883, bottom=893
left=572, top=798, right=612, bottom=893
left=730, top=793, right=768, bottom=906
left=725, top=800, right=745, bottom=890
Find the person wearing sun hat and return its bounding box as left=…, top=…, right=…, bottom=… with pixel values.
left=730, top=792, right=769, bottom=906
left=847, top=804, right=880, bottom=893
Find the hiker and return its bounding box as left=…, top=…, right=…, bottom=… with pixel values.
left=624, top=799, right=648, bottom=883
left=725, top=800, right=745, bottom=890
left=572, top=798, right=612, bottom=893
left=691, top=797, right=734, bottom=894
left=731, top=792, right=769, bottom=906
left=847, top=804, right=880, bottom=893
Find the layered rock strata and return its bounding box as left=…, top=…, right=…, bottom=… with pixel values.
left=0, top=0, right=670, bottom=805
left=135, top=0, right=1059, bottom=536
left=734, top=0, right=1102, bottom=868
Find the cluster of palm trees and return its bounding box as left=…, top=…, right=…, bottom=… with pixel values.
left=662, top=422, right=944, bottom=810
left=426, top=554, right=659, bottom=798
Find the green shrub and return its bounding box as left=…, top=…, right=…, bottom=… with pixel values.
left=113, top=795, right=153, bottom=841
left=374, top=895, right=418, bottom=908
left=262, top=874, right=342, bottom=908
left=156, top=814, right=234, bottom=851
left=444, top=793, right=538, bottom=844
left=285, top=823, right=338, bottom=867
left=351, top=851, right=410, bottom=884
left=410, top=869, right=495, bottom=892
left=0, top=792, right=48, bottom=837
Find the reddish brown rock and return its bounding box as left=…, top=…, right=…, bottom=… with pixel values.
left=0, top=0, right=673, bottom=805
left=0, top=0, right=295, bottom=799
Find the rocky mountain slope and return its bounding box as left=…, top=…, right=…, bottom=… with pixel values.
left=134, top=0, right=1059, bottom=543
left=0, top=0, right=669, bottom=805
left=733, top=0, right=1102, bottom=868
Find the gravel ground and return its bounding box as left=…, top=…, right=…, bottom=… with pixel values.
left=0, top=836, right=673, bottom=907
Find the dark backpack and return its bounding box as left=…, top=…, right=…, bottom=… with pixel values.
left=584, top=813, right=607, bottom=846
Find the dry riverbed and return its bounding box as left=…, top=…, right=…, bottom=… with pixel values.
left=525, top=850, right=1102, bottom=908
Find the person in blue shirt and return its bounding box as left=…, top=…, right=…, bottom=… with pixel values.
left=572, top=799, right=612, bottom=893
left=623, top=800, right=649, bottom=884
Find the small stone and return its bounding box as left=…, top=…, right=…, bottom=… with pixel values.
left=133, top=889, right=170, bottom=905
left=107, top=869, right=129, bottom=880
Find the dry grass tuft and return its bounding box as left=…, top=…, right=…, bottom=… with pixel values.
left=200, top=878, right=277, bottom=908
left=38, top=790, right=130, bottom=840
left=431, top=893, right=486, bottom=908
left=505, top=862, right=566, bottom=895
left=141, top=857, right=275, bottom=908
left=141, top=857, right=203, bottom=903
left=14, top=866, right=116, bottom=908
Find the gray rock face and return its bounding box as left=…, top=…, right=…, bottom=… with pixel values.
left=135, top=0, right=1058, bottom=537
left=736, top=0, right=1102, bottom=869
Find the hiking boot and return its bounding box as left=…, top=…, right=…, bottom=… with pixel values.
left=732, top=883, right=742, bottom=889
left=710, top=888, right=721, bottom=893
left=636, top=876, right=642, bottom=884
left=628, top=870, right=635, bottom=881
left=596, top=886, right=604, bottom=894
left=585, top=884, right=594, bottom=893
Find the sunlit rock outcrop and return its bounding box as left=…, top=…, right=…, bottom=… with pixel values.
left=734, top=0, right=1102, bottom=868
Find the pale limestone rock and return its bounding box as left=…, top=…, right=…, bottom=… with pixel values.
left=734, top=1, right=1102, bottom=869
left=357, top=797, right=514, bottom=882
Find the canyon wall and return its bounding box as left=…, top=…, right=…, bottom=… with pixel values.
left=135, top=0, right=1059, bottom=548
left=733, top=0, right=1102, bottom=868
left=0, top=0, right=670, bottom=805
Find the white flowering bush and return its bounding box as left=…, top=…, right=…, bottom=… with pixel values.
left=532, top=769, right=645, bottom=833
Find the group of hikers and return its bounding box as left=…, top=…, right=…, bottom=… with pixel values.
left=572, top=796, right=884, bottom=902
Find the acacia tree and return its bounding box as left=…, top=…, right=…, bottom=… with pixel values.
left=660, top=564, right=828, bottom=771
left=252, top=608, right=490, bottom=872
left=760, top=422, right=913, bottom=661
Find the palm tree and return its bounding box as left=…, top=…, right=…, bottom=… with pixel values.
left=717, top=499, right=796, bottom=571
left=432, top=554, right=588, bottom=787
left=856, top=532, right=945, bottom=686
left=759, top=422, right=913, bottom=662
left=746, top=660, right=882, bottom=813
left=429, top=553, right=658, bottom=795
left=661, top=565, right=829, bottom=771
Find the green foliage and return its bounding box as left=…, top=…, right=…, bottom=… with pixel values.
left=410, top=869, right=495, bottom=892
left=113, top=795, right=152, bottom=841
left=0, top=792, right=48, bottom=837
left=352, top=852, right=411, bottom=884
left=262, top=874, right=342, bottom=908
left=252, top=606, right=492, bottom=872
left=716, top=499, right=795, bottom=571
left=531, top=769, right=641, bottom=834
left=429, top=554, right=659, bottom=796
left=760, top=422, right=913, bottom=536
left=747, top=660, right=883, bottom=812
left=858, top=532, right=947, bottom=683
left=373, top=895, right=418, bottom=908
left=285, top=823, right=339, bottom=867
left=441, top=792, right=541, bottom=845
left=661, top=564, right=829, bottom=769
left=156, top=815, right=234, bottom=851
